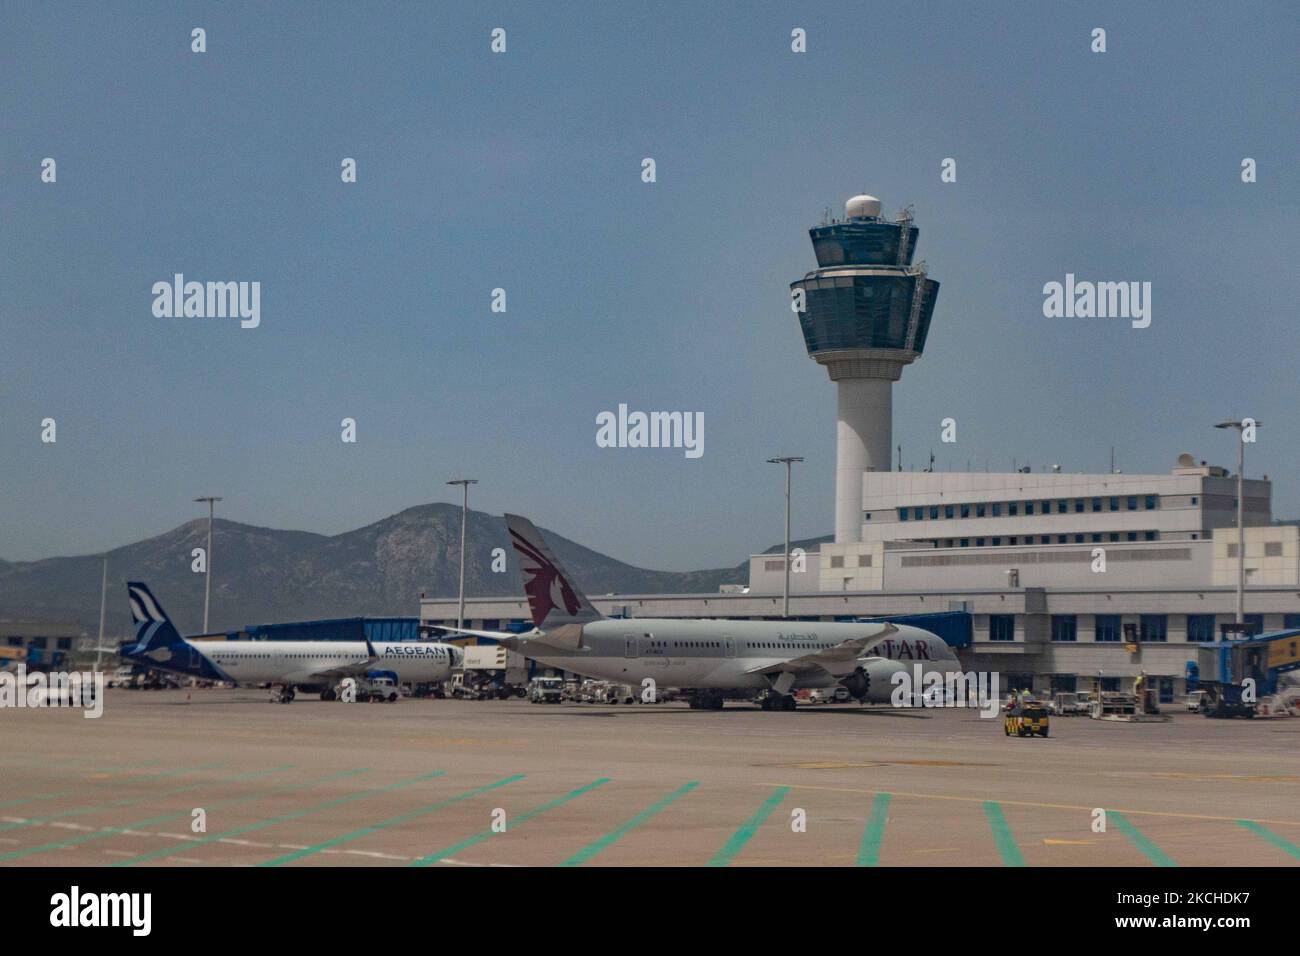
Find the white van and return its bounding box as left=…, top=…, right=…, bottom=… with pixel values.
left=357, top=675, right=400, bottom=703
left=529, top=676, right=563, bottom=704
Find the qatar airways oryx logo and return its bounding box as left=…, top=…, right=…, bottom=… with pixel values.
left=512, top=529, right=583, bottom=627
left=151, top=274, right=261, bottom=328
left=890, top=664, right=1001, bottom=718
left=596, top=404, right=703, bottom=459
left=1043, top=273, right=1151, bottom=328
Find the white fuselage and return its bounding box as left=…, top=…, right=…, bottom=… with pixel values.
left=183, top=639, right=457, bottom=686
left=513, top=619, right=958, bottom=701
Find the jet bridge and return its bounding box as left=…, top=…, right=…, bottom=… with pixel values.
left=1196, top=628, right=1300, bottom=698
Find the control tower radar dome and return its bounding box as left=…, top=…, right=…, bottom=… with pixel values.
left=845, top=194, right=882, bottom=220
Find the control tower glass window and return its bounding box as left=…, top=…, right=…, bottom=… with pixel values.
left=795, top=275, right=935, bottom=354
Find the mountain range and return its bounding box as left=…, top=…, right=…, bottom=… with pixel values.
left=0, top=505, right=829, bottom=638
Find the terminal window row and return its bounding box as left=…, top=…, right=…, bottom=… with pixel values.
left=996, top=613, right=1280, bottom=644
left=997, top=613, right=1168, bottom=643
left=894, top=495, right=1158, bottom=523
left=923, top=531, right=1158, bottom=548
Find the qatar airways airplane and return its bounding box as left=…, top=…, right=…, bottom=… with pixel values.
left=444, top=515, right=959, bottom=711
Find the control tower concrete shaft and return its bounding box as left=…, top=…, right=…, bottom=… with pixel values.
left=790, top=195, right=941, bottom=544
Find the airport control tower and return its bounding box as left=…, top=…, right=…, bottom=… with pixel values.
left=791, top=195, right=940, bottom=544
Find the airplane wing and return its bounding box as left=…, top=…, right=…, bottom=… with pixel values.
left=294, top=658, right=376, bottom=682
left=291, top=635, right=381, bottom=683
left=433, top=624, right=585, bottom=651
left=743, top=623, right=898, bottom=678
left=433, top=626, right=539, bottom=642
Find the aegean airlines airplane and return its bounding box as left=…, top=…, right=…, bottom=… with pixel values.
left=121, top=582, right=460, bottom=702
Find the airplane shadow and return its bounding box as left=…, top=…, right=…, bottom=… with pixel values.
left=511, top=705, right=933, bottom=719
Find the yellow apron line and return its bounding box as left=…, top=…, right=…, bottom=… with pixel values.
left=758, top=782, right=1300, bottom=828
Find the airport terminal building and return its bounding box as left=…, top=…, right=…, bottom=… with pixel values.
left=420, top=466, right=1300, bottom=704
left=420, top=198, right=1298, bottom=702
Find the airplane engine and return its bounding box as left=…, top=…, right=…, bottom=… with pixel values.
left=841, top=659, right=907, bottom=703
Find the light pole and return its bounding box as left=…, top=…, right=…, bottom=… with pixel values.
left=95, top=555, right=108, bottom=673
left=1214, top=420, right=1259, bottom=628
left=767, top=457, right=803, bottom=619
left=446, top=479, right=477, bottom=630
left=194, top=496, right=222, bottom=633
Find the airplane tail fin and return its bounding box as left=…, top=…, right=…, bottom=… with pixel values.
left=504, top=514, right=604, bottom=630
left=124, top=581, right=226, bottom=680
left=125, top=582, right=187, bottom=656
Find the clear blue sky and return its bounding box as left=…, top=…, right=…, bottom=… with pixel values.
left=2, top=1, right=1296, bottom=568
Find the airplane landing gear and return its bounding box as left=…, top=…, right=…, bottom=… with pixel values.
left=270, top=685, right=296, bottom=704
left=761, top=693, right=797, bottom=712
left=319, top=688, right=337, bottom=702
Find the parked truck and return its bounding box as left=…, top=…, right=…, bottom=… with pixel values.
left=457, top=644, right=528, bottom=699
left=528, top=676, right=564, bottom=703
left=1197, top=682, right=1256, bottom=719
